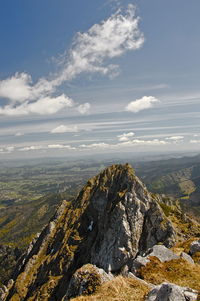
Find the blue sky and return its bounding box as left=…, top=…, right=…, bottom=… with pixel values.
left=0, top=0, right=200, bottom=159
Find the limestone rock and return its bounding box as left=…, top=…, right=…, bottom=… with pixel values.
left=189, top=240, right=200, bottom=255
left=63, top=264, right=112, bottom=300
left=131, top=255, right=150, bottom=275
left=180, top=252, right=194, bottom=264
left=131, top=245, right=179, bottom=274
left=145, top=245, right=179, bottom=262
left=146, top=283, right=198, bottom=301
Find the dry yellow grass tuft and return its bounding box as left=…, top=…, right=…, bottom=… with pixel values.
left=140, top=256, right=200, bottom=292
left=70, top=276, right=150, bottom=301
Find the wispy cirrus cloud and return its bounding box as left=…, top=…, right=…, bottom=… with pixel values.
left=125, top=96, right=160, bottom=113
left=0, top=5, right=144, bottom=116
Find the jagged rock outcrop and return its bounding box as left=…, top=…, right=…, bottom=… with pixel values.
left=146, top=282, right=198, bottom=301
left=3, top=164, right=176, bottom=301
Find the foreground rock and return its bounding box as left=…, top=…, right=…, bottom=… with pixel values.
left=2, top=164, right=176, bottom=301
left=63, top=264, right=113, bottom=300
left=145, top=245, right=179, bottom=262
left=146, top=283, right=198, bottom=301
left=190, top=239, right=200, bottom=255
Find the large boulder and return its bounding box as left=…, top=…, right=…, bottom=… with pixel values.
left=146, top=282, right=198, bottom=301
left=63, top=264, right=112, bottom=300
left=131, top=245, right=179, bottom=275
left=145, top=245, right=179, bottom=262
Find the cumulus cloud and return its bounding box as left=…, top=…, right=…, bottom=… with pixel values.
left=77, top=103, right=91, bottom=115
left=0, top=94, right=74, bottom=116
left=0, top=5, right=144, bottom=116
left=0, top=73, right=32, bottom=103
left=117, top=132, right=135, bottom=141
left=125, top=96, right=160, bottom=113
left=50, top=125, right=78, bottom=134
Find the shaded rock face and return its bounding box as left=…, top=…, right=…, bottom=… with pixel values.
left=0, top=245, right=21, bottom=286
left=3, top=164, right=176, bottom=301
left=146, top=283, right=198, bottom=301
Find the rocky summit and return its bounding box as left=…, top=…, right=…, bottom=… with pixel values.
left=0, top=164, right=187, bottom=300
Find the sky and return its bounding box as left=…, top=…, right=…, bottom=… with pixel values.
left=0, top=0, right=200, bottom=160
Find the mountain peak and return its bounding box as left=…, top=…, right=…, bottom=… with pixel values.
left=3, top=164, right=176, bottom=301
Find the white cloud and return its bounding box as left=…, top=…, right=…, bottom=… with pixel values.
left=0, top=5, right=144, bottom=116
left=47, top=144, right=76, bottom=150
left=77, top=103, right=90, bottom=115
left=117, top=132, right=135, bottom=141
left=0, top=94, right=74, bottom=116
left=165, top=136, right=184, bottom=141
left=19, top=145, right=44, bottom=151
left=125, top=96, right=160, bottom=113
left=0, top=146, right=14, bottom=154
left=190, top=139, right=200, bottom=144
left=79, top=138, right=168, bottom=151
left=0, top=73, right=32, bottom=103
left=15, top=132, right=24, bottom=137
left=79, top=143, right=110, bottom=150
left=19, top=144, right=76, bottom=151
left=59, top=4, right=144, bottom=82
left=0, top=146, right=15, bottom=154
left=50, top=125, right=78, bottom=134
left=119, top=138, right=168, bottom=146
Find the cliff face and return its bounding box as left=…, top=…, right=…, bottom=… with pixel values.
left=3, top=164, right=176, bottom=301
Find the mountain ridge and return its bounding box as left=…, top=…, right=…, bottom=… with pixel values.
left=1, top=163, right=199, bottom=300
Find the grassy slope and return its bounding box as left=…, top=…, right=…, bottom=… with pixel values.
left=0, top=192, right=70, bottom=248
left=71, top=276, right=150, bottom=301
